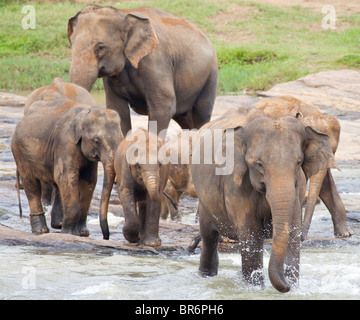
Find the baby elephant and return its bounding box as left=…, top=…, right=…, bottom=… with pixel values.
left=11, top=78, right=122, bottom=237
left=114, top=129, right=170, bottom=246
left=160, top=133, right=197, bottom=222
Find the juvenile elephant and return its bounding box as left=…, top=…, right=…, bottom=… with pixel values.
left=191, top=114, right=336, bottom=293
left=24, top=77, right=97, bottom=114
left=67, top=5, right=218, bottom=135
left=114, top=129, right=170, bottom=246
left=160, top=133, right=197, bottom=222
left=11, top=79, right=122, bottom=238
left=254, top=96, right=354, bottom=240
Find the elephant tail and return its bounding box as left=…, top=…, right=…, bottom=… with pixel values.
left=16, top=169, right=22, bottom=218
left=163, top=191, right=178, bottom=211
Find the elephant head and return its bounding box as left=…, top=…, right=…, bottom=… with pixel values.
left=74, top=108, right=123, bottom=239
left=67, top=5, right=159, bottom=91
left=129, top=131, right=170, bottom=202
left=232, top=116, right=336, bottom=292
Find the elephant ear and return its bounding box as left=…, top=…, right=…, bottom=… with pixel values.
left=74, top=109, right=90, bottom=144
left=67, top=11, right=81, bottom=44
left=231, top=126, right=247, bottom=185
left=302, top=126, right=338, bottom=179
left=124, top=13, right=159, bottom=68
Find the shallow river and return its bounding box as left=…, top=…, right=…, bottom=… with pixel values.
left=0, top=103, right=359, bottom=300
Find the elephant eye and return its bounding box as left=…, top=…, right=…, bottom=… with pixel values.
left=92, top=138, right=100, bottom=145
left=254, top=160, right=264, bottom=173
left=95, top=42, right=106, bottom=54
left=297, top=158, right=303, bottom=166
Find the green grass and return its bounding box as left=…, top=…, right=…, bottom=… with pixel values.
left=1, top=0, right=360, bottom=94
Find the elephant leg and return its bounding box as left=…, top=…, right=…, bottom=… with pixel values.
left=104, top=78, right=132, bottom=136
left=192, top=71, right=217, bottom=129
left=139, top=195, right=162, bottom=247
left=22, top=178, right=49, bottom=234
left=57, top=177, right=82, bottom=236
left=119, top=189, right=140, bottom=243
left=301, top=168, right=327, bottom=241
left=50, top=185, right=63, bottom=229
left=173, top=110, right=195, bottom=130
left=239, top=226, right=264, bottom=287
left=41, top=182, right=53, bottom=207
left=147, top=89, right=175, bottom=135
left=319, top=169, right=354, bottom=237
left=199, top=204, right=219, bottom=277
left=77, top=163, right=98, bottom=237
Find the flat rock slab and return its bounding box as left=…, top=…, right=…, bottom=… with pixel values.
left=0, top=221, right=200, bottom=256
left=259, top=69, right=360, bottom=112
left=0, top=92, right=27, bottom=107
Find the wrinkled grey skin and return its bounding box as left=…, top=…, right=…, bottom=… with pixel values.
left=11, top=80, right=122, bottom=238
left=191, top=115, right=336, bottom=293
left=68, top=5, right=218, bottom=135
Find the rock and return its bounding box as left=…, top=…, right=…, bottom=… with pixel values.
left=347, top=211, right=360, bottom=222
left=211, top=95, right=259, bottom=119
left=0, top=92, right=27, bottom=107
left=259, top=69, right=360, bottom=112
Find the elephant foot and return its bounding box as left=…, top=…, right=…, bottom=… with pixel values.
left=30, top=214, right=50, bottom=234
left=76, top=221, right=90, bottom=237
left=79, top=226, right=90, bottom=237
left=50, top=206, right=63, bottom=229
left=61, top=225, right=80, bottom=236
left=140, top=235, right=161, bottom=247
left=242, top=269, right=264, bottom=288
left=334, top=224, right=355, bottom=238
left=300, top=224, right=310, bottom=242
left=123, top=221, right=140, bottom=243
left=51, top=220, right=62, bottom=229
left=199, top=267, right=218, bottom=277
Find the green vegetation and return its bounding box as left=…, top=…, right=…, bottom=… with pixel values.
left=1, top=0, right=360, bottom=94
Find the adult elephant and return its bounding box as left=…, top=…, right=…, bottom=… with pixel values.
left=254, top=96, right=354, bottom=240
left=11, top=79, right=122, bottom=238
left=67, top=5, right=218, bottom=136
left=191, top=113, right=336, bottom=293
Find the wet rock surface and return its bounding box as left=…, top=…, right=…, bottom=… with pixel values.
left=1, top=70, right=360, bottom=255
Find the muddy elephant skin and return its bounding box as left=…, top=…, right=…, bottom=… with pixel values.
left=114, top=129, right=170, bottom=246
left=11, top=78, right=122, bottom=238
left=254, top=96, right=354, bottom=240
left=191, top=114, right=336, bottom=293
left=67, top=5, right=218, bottom=135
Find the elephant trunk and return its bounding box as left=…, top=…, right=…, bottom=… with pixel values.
left=266, top=176, right=297, bottom=293
left=69, top=49, right=98, bottom=92
left=99, top=160, right=116, bottom=240
left=143, top=171, right=161, bottom=202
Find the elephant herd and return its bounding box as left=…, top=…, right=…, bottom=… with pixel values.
left=10, top=5, right=354, bottom=293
